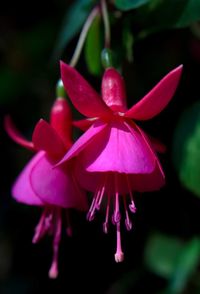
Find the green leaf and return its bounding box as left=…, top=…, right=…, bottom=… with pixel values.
left=114, top=0, right=149, bottom=11
left=169, top=238, right=200, bottom=293
left=52, top=0, right=93, bottom=60
left=85, top=14, right=102, bottom=76
left=172, top=101, right=200, bottom=197
left=175, top=0, right=200, bottom=28
left=144, top=232, right=184, bottom=279
left=145, top=233, right=200, bottom=293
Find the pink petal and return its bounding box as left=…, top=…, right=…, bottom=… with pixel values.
left=12, top=152, right=44, bottom=206
left=60, top=61, right=111, bottom=118
left=4, top=116, right=35, bottom=151
left=73, top=118, right=97, bottom=131
left=74, top=164, right=101, bottom=193
left=122, top=123, right=165, bottom=192
left=58, top=120, right=107, bottom=165
left=32, top=119, right=66, bottom=159
left=30, top=153, right=88, bottom=210
left=75, top=166, right=165, bottom=195
left=128, top=163, right=165, bottom=192
left=125, top=65, right=183, bottom=120
left=102, top=68, right=127, bottom=112
left=134, top=123, right=165, bottom=180
left=78, top=121, right=156, bottom=174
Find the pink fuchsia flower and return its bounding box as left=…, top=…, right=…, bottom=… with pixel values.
left=59, top=62, right=182, bottom=262
left=5, top=98, right=88, bottom=278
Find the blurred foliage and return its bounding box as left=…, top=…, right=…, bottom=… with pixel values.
left=122, top=19, right=134, bottom=63
left=135, top=0, right=200, bottom=34
left=114, top=0, right=149, bottom=10
left=145, top=233, right=200, bottom=293
left=173, top=101, right=200, bottom=197
left=52, top=0, right=95, bottom=61
left=168, top=238, right=200, bottom=293
left=85, top=14, right=103, bottom=76
left=144, top=232, right=184, bottom=279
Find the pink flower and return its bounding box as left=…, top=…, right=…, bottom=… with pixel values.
left=59, top=62, right=183, bottom=262
left=5, top=98, right=88, bottom=278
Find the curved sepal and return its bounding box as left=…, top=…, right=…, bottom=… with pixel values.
left=125, top=65, right=183, bottom=120
left=60, top=61, right=111, bottom=118
left=4, top=116, right=35, bottom=151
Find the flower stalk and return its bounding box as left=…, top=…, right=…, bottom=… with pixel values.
left=69, top=6, right=100, bottom=67
left=101, top=0, right=111, bottom=48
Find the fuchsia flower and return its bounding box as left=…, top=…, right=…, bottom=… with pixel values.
left=59, top=62, right=183, bottom=262
left=5, top=98, right=88, bottom=278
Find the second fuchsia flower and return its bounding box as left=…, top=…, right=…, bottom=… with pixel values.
left=59, top=62, right=183, bottom=262
left=5, top=97, right=88, bottom=278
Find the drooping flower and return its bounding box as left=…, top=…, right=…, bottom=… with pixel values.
left=59, top=62, right=183, bottom=262
left=5, top=97, right=88, bottom=278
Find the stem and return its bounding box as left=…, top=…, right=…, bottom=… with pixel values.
left=69, top=6, right=100, bottom=67
left=101, top=0, right=111, bottom=48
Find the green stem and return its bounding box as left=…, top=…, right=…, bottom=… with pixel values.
left=101, top=0, right=111, bottom=48
left=69, top=6, right=100, bottom=67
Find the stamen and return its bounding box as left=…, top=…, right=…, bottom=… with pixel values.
left=112, top=192, right=121, bottom=224
left=48, top=208, right=62, bottom=279
left=114, top=222, right=124, bottom=263
left=86, top=189, right=100, bottom=221
left=103, top=192, right=111, bottom=234
left=113, top=173, right=124, bottom=262
left=87, top=175, right=107, bottom=221
left=126, top=175, right=137, bottom=213
left=32, top=207, right=49, bottom=243
left=65, top=209, right=72, bottom=237
left=96, top=187, right=105, bottom=210
left=96, top=175, right=107, bottom=210
left=45, top=213, right=54, bottom=235
left=112, top=174, right=121, bottom=224
left=123, top=196, right=132, bottom=231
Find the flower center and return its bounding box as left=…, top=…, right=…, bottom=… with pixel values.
left=87, top=173, right=137, bottom=262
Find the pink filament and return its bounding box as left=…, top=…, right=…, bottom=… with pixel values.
left=112, top=175, right=121, bottom=224
left=48, top=209, right=62, bottom=279
left=103, top=193, right=111, bottom=234
left=32, top=206, right=63, bottom=279
left=87, top=175, right=106, bottom=221
left=87, top=189, right=100, bottom=221
left=126, top=175, right=137, bottom=213
left=114, top=174, right=124, bottom=262
left=123, top=196, right=132, bottom=231
left=115, top=222, right=124, bottom=262
left=65, top=209, right=72, bottom=237
left=32, top=207, right=50, bottom=243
